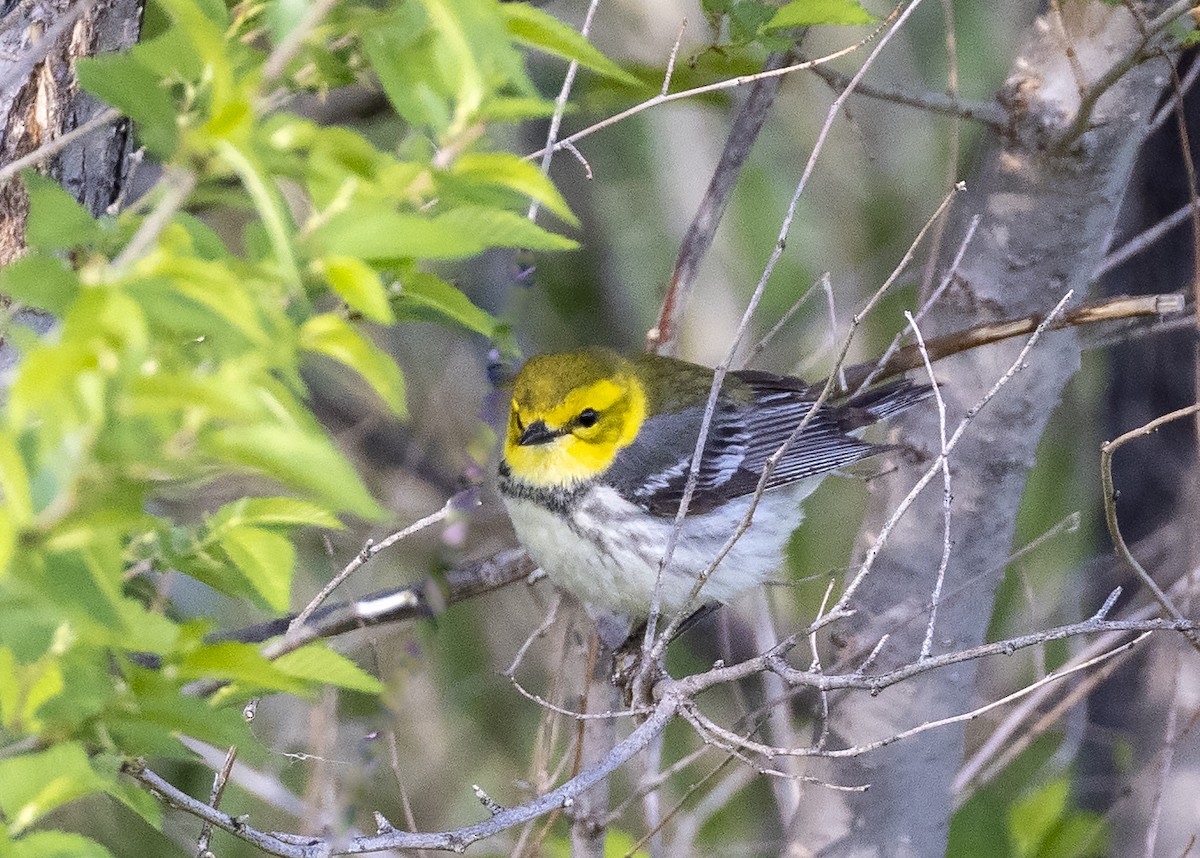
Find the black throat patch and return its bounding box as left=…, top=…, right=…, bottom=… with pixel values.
left=497, top=461, right=583, bottom=515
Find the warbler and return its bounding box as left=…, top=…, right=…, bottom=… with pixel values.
left=497, top=347, right=929, bottom=627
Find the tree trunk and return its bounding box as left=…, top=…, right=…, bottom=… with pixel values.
left=0, top=0, right=141, bottom=369
left=794, top=4, right=1176, bottom=855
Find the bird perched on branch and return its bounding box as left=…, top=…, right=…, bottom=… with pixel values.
left=497, top=347, right=930, bottom=641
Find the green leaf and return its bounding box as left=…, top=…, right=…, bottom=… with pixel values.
left=0, top=253, right=80, bottom=315
left=21, top=550, right=124, bottom=634
left=479, top=96, right=559, bottom=122
left=162, top=537, right=264, bottom=605
left=0, top=432, right=32, bottom=530
left=731, top=0, right=782, bottom=40
left=1010, top=777, right=1106, bottom=858
left=137, top=258, right=271, bottom=345
left=216, top=141, right=301, bottom=290
left=308, top=203, right=576, bottom=262
left=11, top=831, right=115, bottom=858
left=219, top=525, right=294, bottom=612
left=0, top=585, right=56, bottom=663
left=0, top=743, right=108, bottom=834
left=0, top=434, right=28, bottom=575
left=308, top=206, right=468, bottom=259
left=201, top=425, right=385, bottom=520
left=500, top=3, right=641, bottom=86
left=766, top=0, right=875, bottom=29
left=75, top=54, right=179, bottom=156
left=300, top=313, right=407, bottom=417
left=22, top=172, right=102, bottom=251
left=32, top=650, right=114, bottom=730
left=442, top=205, right=578, bottom=252
left=173, top=211, right=230, bottom=260
left=86, top=753, right=163, bottom=831
left=0, top=647, right=63, bottom=731
left=126, top=368, right=264, bottom=423
left=0, top=647, right=19, bottom=728
left=451, top=153, right=579, bottom=226
left=1010, top=778, right=1066, bottom=856
left=360, top=4, right=451, bottom=134
left=107, top=664, right=250, bottom=754
left=275, top=644, right=384, bottom=693
left=1040, top=814, right=1107, bottom=858
left=185, top=0, right=230, bottom=26
left=151, top=0, right=237, bottom=110
left=361, top=0, right=538, bottom=137
left=111, top=600, right=181, bottom=656
left=0, top=508, right=13, bottom=579
left=268, top=0, right=316, bottom=46
left=101, top=778, right=163, bottom=832
left=0, top=648, right=19, bottom=729
left=210, top=497, right=343, bottom=532
left=313, top=256, right=395, bottom=323
left=178, top=642, right=309, bottom=694
left=128, top=21, right=203, bottom=82
left=394, top=273, right=496, bottom=337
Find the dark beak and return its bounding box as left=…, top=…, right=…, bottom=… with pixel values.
left=518, top=420, right=560, bottom=446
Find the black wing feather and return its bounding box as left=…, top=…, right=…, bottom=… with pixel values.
left=605, top=372, right=930, bottom=517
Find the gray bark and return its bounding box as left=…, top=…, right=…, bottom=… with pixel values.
left=0, top=0, right=141, bottom=372
left=793, top=4, right=1178, bottom=855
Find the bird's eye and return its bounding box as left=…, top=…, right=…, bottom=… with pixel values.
left=577, top=408, right=599, bottom=428
left=514, top=411, right=525, bottom=432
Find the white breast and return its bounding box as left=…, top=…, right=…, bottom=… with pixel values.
left=502, top=480, right=819, bottom=619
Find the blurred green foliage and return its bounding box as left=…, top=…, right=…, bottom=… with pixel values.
left=0, top=0, right=1125, bottom=853
left=0, top=0, right=640, bottom=851
left=951, top=737, right=1107, bottom=858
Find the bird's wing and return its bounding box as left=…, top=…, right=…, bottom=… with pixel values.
left=606, top=372, right=928, bottom=517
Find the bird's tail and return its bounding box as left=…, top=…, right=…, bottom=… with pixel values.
left=841, top=379, right=935, bottom=426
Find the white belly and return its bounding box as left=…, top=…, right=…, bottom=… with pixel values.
left=502, top=482, right=817, bottom=618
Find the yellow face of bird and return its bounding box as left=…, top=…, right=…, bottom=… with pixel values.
left=504, top=351, right=647, bottom=488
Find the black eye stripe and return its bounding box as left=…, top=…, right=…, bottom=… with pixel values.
left=577, top=408, right=599, bottom=427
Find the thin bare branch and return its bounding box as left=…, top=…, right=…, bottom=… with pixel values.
left=260, top=0, right=338, bottom=84
left=904, top=312, right=952, bottom=662
left=527, top=0, right=602, bottom=222
left=744, top=273, right=828, bottom=366
left=806, top=64, right=1006, bottom=131
left=222, top=548, right=536, bottom=665
left=527, top=18, right=897, bottom=163
left=1100, top=403, right=1200, bottom=651
left=111, top=168, right=197, bottom=269
left=129, top=603, right=1199, bottom=856
left=712, top=635, right=1149, bottom=761
left=1150, top=49, right=1200, bottom=131
left=503, top=594, right=562, bottom=678
left=835, top=291, right=1072, bottom=611
left=649, top=128, right=955, bottom=666
left=649, top=47, right=800, bottom=356
left=857, top=211, right=979, bottom=394
left=286, top=495, right=467, bottom=636
left=1050, top=0, right=1090, bottom=97
left=1054, top=0, right=1196, bottom=150
left=1095, top=199, right=1196, bottom=277
left=1144, top=644, right=1188, bottom=857
left=195, top=745, right=238, bottom=858
left=0, top=107, right=121, bottom=185
left=840, top=290, right=1184, bottom=394
left=919, top=0, right=964, bottom=298
left=662, top=18, right=687, bottom=97
left=124, top=698, right=679, bottom=856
